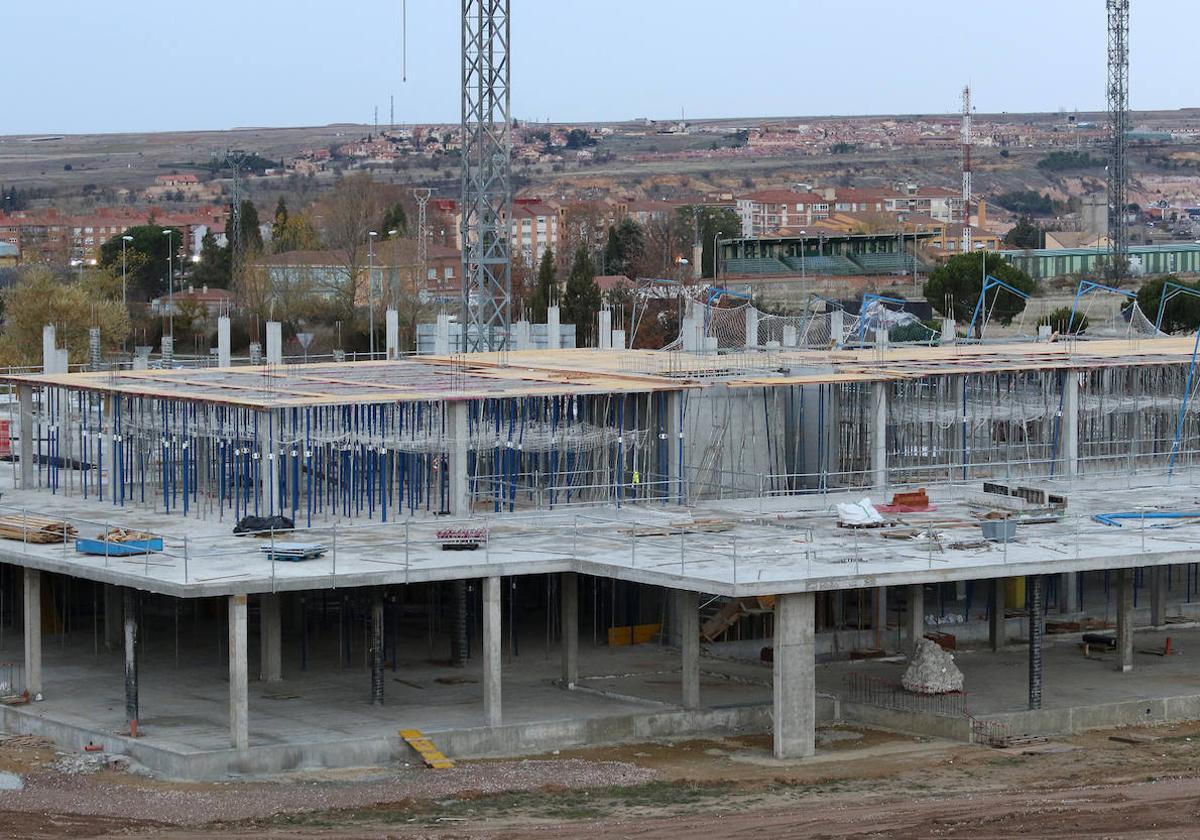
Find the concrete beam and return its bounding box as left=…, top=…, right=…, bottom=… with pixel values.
left=482, top=577, right=502, bottom=727
left=17, top=385, right=33, bottom=490
left=228, top=594, right=249, bottom=750
left=1116, top=568, right=1133, bottom=673
left=1027, top=575, right=1044, bottom=710
left=23, top=568, right=41, bottom=698
left=989, top=578, right=1007, bottom=651
left=677, top=590, right=700, bottom=709
left=906, top=583, right=924, bottom=651
left=124, top=589, right=139, bottom=735
left=560, top=572, right=578, bottom=688
left=773, top=591, right=815, bottom=760
left=1150, top=566, right=1168, bottom=627
left=259, top=593, right=282, bottom=683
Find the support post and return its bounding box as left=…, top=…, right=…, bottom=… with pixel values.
left=123, top=589, right=139, bottom=735
left=103, top=584, right=122, bottom=651
left=871, top=381, right=888, bottom=490
left=228, top=594, right=249, bottom=750
left=17, top=385, right=33, bottom=489
left=23, top=569, right=42, bottom=698
left=745, top=307, right=758, bottom=349
left=259, top=593, right=282, bottom=683
left=1150, top=566, right=1167, bottom=627
left=665, top=391, right=683, bottom=504
left=560, top=572, right=578, bottom=688
left=482, top=576, right=501, bottom=726
left=546, top=305, right=561, bottom=349
left=1058, top=572, right=1078, bottom=615
left=1028, top=575, right=1044, bottom=710
left=1063, top=370, right=1079, bottom=476
left=42, top=324, right=56, bottom=373
left=989, top=578, right=1007, bottom=651
left=598, top=309, right=612, bottom=349
left=447, top=401, right=470, bottom=516
left=872, top=586, right=887, bottom=650
left=1116, top=568, right=1133, bottom=673
left=773, top=591, right=815, bottom=760
left=906, top=583, right=924, bottom=651
left=677, top=590, right=700, bottom=709
left=217, top=315, right=231, bottom=368
left=385, top=308, right=400, bottom=360
left=370, top=589, right=384, bottom=705
left=265, top=321, right=283, bottom=365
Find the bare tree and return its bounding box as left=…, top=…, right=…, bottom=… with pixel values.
left=318, top=172, right=390, bottom=320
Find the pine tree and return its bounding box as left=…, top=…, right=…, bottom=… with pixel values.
left=239, top=200, right=263, bottom=254
left=561, top=245, right=601, bottom=346
left=530, top=248, right=556, bottom=323
left=271, top=197, right=289, bottom=251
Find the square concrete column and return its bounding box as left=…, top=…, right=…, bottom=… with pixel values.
left=1116, top=568, right=1134, bottom=672
left=773, top=591, right=816, bottom=760
left=103, top=584, right=123, bottom=651
left=906, top=584, right=924, bottom=652
left=17, top=385, right=34, bottom=489
left=1057, top=572, right=1078, bottom=615
left=872, top=586, right=887, bottom=650
left=228, top=594, right=249, bottom=750
left=259, top=593, right=282, bottom=683
left=989, top=578, right=1007, bottom=651
left=482, top=577, right=502, bottom=727
left=23, top=568, right=42, bottom=698
left=560, top=573, right=579, bottom=688
left=447, top=402, right=470, bottom=516
left=870, top=381, right=888, bottom=490
left=664, top=391, right=683, bottom=504
left=677, top=590, right=700, bottom=709
left=124, top=589, right=139, bottom=736
left=1149, top=566, right=1168, bottom=627
left=1062, top=370, right=1079, bottom=477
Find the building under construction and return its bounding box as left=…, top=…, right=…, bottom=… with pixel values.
left=4, top=331, right=1200, bottom=777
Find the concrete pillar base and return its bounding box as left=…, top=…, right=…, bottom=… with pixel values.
left=228, top=595, right=249, bottom=750
left=560, top=573, right=579, bottom=688
left=773, top=592, right=816, bottom=760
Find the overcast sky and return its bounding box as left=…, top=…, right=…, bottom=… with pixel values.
left=6, top=1, right=1196, bottom=135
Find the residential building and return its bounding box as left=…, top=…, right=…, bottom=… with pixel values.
left=735, top=190, right=830, bottom=236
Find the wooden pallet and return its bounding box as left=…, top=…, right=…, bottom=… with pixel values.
left=399, top=729, right=454, bottom=769
left=0, top=514, right=76, bottom=544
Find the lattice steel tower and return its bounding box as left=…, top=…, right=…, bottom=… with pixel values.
left=460, top=0, right=512, bottom=352
left=1107, top=0, right=1130, bottom=283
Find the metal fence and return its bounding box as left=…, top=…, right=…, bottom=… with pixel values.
left=843, top=671, right=968, bottom=718
left=0, top=660, right=25, bottom=702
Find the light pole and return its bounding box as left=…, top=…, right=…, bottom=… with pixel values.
left=368, top=231, right=378, bottom=357
left=799, top=229, right=807, bottom=280
left=161, top=229, right=176, bottom=340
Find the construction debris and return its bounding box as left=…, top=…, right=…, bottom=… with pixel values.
left=902, top=638, right=964, bottom=695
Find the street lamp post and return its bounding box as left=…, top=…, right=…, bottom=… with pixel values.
left=799, top=229, right=807, bottom=280
left=368, top=231, right=378, bottom=357
left=162, top=229, right=174, bottom=338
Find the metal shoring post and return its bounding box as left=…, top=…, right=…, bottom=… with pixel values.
left=630, top=532, right=636, bottom=569
left=104, top=520, right=110, bottom=569
left=183, top=536, right=189, bottom=583
left=732, top=535, right=738, bottom=587
left=22, top=509, right=26, bottom=554
left=271, top=528, right=276, bottom=590
left=405, top=520, right=410, bottom=585
left=332, top=522, right=338, bottom=582
left=680, top=527, right=685, bottom=576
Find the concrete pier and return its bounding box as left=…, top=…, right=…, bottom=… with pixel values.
left=773, top=591, right=815, bottom=760
left=906, top=584, right=924, bottom=651
left=1117, top=568, right=1134, bottom=672
left=228, top=595, right=249, bottom=750
left=483, top=577, right=502, bottom=726
left=990, top=578, right=1007, bottom=651
left=103, top=584, right=122, bottom=651
left=1150, top=566, right=1168, bottom=627
left=1058, top=572, right=1078, bottom=615
left=560, top=572, right=578, bottom=688
left=678, top=590, right=700, bottom=709
left=217, top=316, right=231, bottom=368
left=124, top=589, right=139, bottom=735
left=259, top=594, right=282, bottom=683
left=23, top=569, right=41, bottom=698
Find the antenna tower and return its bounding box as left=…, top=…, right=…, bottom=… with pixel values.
left=413, top=187, right=433, bottom=300
left=460, top=0, right=512, bottom=352
left=224, top=149, right=250, bottom=281
left=1107, top=0, right=1131, bottom=283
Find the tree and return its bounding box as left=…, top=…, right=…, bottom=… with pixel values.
left=319, top=172, right=391, bottom=320
left=378, top=202, right=409, bottom=238
left=191, top=231, right=231, bottom=289
left=602, top=219, right=645, bottom=277
left=232, top=200, right=263, bottom=254
left=1038, top=306, right=1088, bottom=336
left=923, top=251, right=1036, bottom=332
left=271, top=197, right=289, bottom=244
left=674, top=206, right=741, bottom=279
left=271, top=210, right=321, bottom=254
left=564, top=129, right=596, bottom=150
left=98, top=224, right=184, bottom=300
left=0, top=265, right=130, bottom=366
left=1004, top=215, right=1044, bottom=249
left=1137, top=275, right=1200, bottom=334
left=529, top=248, right=556, bottom=323
left=561, top=245, right=601, bottom=346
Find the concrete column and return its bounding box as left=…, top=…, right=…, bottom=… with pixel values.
left=872, top=586, right=887, bottom=649
left=42, top=325, right=56, bottom=373
left=18, top=385, right=34, bottom=489
left=434, top=313, right=451, bottom=355
left=385, top=308, right=399, bottom=360
left=447, top=401, right=470, bottom=516
left=228, top=594, right=249, bottom=750
left=940, top=318, right=956, bottom=344
left=830, top=309, right=845, bottom=347
left=1150, top=566, right=1168, bottom=627
left=482, top=577, right=502, bottom=726
left=259, top=593, right=282, bottom=683
left=745, top=307, right=758, bottom=349
left=123, top=589, right=139, bottom=735
left=1058, top=572, right=1078, bottom=615
left=513, top=320, right=531, bottom=351
left=265, top=321, right=283, bottom=365
left=217, top=315, right=231, bottom=367
left=560, top=572, right=578, bottom=688
left=1027, top=575, right=1044, bottom=710
left=611, top=329, right=625, bottom=350
left=871, top=381, right=888, bottom=490
left=989, top=578, right=1007, bottom=651
left=1116, top=568, right=1134, bottom=673
left=1062, top=370, right=1079, bottom=477
left=370, top=590, right=384, bottom=705
left=598, top=310, right=612, bottom=349
left=677, top=590, right=700, bottom=709
left=23, top=569, right=42, bottom=698
left=665, top=391, right=683, bottom=504
left=103, top=584, right=122, bottom=651
left=906, top=584, right=924, bottom=651
left=773, top=591, right=815, bottom=760
left=546, top=305, right=561, bottom=349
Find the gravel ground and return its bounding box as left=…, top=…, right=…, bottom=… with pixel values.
left=0, top=754, right=653, bottom=826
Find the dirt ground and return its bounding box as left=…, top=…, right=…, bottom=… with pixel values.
left=4, top=722, right=1200, bottom=839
